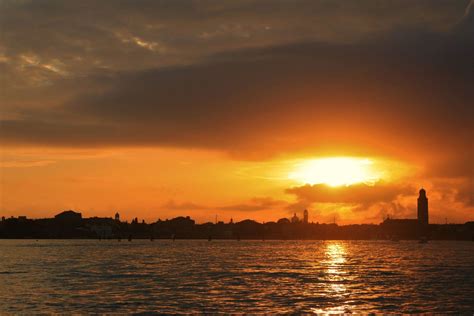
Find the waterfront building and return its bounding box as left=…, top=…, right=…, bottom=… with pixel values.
left=417, top=188, right=429, bottom=226
left=55, top=210, right=82, bottom=222
left=291, top=213, right=300, bottom=223
left=303, top=209, right=309, bottom=224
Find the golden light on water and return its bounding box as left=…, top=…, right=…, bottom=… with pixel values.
left=288, top=157, right=382, bottom=187
left=326, top=242, right=346, bottom=266
left=311, top=242, right=349, bottom=313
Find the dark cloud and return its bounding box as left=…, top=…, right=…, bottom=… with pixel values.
left=455, top=181, right=474, bottom=207
left=285, top=182, right=414, bottom=205
left=1, top=24, right=473, bottom=161
left=285, top=178, right=473, bottom=222
left=0, top=1, right=473, bottom=168
left=1, top=0, right=467, bottom=76
left=427, top=154, right=474, bottom=179
left=284, top=182, right=418, bottom=222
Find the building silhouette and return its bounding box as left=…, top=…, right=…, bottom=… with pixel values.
left=303, top=209, right=309, bottom=224
left=382, top=188, right=430, bottom=225
left=417, top=188, right=429, bottom=225
left=114, top=212, right=120, bottom=222
left=277, top=217, right=290, bottom=224
left=55, top=210, right=82, bottom=222
left=291, top=213, right=299, bottom=223
left=381, top=188, right=431, bottom=239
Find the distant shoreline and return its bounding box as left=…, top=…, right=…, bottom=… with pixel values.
left=1, top=237, right=473, bottom=241
left=2, top=210, right=473, bottom=241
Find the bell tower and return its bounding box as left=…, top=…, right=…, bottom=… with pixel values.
left=417, top=188, right=429, bottom=226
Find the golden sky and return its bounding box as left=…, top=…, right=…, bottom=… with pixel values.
left=1, top=0, right=473, bottom=224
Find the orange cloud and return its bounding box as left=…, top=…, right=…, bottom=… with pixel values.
left=285, top=182, right=414, bottom=205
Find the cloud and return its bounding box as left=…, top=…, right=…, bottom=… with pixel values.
left=1, top=22, right=473, bottom=163
left=218, top=197, right=288, bottom=212
left=1, top=0, right=466, bottom=86
left=0, top=160, right=56, bottom=168
left=163, top=197, right=289, bottom=212
left=429, top=177, right=474, bottom=208
left=283, top=182, right=419, bottom=223
left=285, top=182, right=414, bottom=205
left=455, top=181, right=474, bottom=207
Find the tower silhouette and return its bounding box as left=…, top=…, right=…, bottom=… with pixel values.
left=303, top=209, right=309, bottom=224
left=417, top=188, right=429, bottom=226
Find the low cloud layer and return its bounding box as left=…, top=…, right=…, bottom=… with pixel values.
left=286, top=182, right=414, bottom=205
left=164, top=197, right=289, bottom=213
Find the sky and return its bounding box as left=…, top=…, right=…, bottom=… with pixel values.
left=0, top=0, right=473, bottom=224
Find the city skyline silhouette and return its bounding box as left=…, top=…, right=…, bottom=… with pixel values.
left=2, top=188, right=473, bottom=241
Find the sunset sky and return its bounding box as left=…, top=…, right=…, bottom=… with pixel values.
left=1, top=0, right=473, bottom=224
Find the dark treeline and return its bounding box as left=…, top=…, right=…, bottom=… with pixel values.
left=1, top=210, right=473, bottom=240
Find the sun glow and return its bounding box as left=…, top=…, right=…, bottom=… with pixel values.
left=288, top=157, right=381, bottom=187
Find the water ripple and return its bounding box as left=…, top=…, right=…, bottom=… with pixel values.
left=0, top=240, right=473, bottom=313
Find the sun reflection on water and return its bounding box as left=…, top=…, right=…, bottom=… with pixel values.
left=325, top=242, right=347, bottom=291
left=326, top=242, right=346, bottom=265
left=311, top=242, right=351, bottom=314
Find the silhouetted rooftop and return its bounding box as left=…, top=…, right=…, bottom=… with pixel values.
left=55, top=210, right=82, bottom=220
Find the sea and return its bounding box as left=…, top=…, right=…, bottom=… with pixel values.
left=1, top=240, right=473, bottom=313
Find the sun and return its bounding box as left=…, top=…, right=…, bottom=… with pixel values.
left=288, top=157, right=381, bottom=187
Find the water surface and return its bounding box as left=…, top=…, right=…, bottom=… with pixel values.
left=1, top=240, right=473, bottom=313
